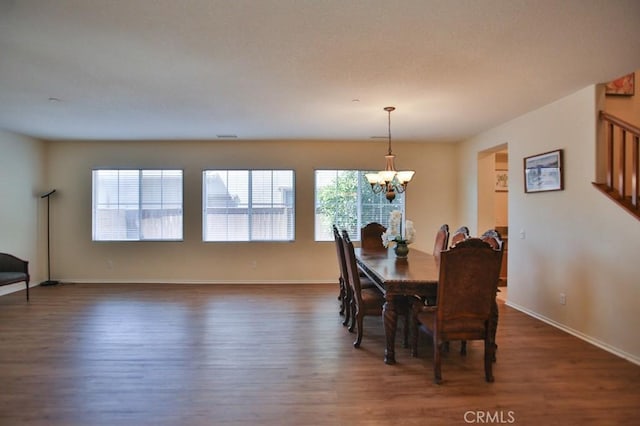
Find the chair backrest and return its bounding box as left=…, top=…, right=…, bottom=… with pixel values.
left=341, top=230, right=365, bottom=307
left=436, top=238, right=502, bottom=340
left=332, top=225, right=349, bottom=285
left=360, top=222, right=387, bottom=251
left=450, top=226, right=470, bottom=247
left=480, top=229, right=503, bottom=251
left=433, top=224, right=450, bottom=266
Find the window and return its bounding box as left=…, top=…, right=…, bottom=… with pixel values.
left=315, top=170, right=405, bottom=241
left=92, top=169, right=183, bottom=241
left=203, top=170, right=295, bottom=241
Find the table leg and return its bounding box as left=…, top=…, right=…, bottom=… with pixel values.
left=383, top=294, right=397, bottom=365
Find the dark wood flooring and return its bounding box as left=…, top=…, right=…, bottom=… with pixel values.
left=1, top=283, right=639, bottom=425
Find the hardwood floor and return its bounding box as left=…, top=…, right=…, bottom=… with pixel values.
left=1, top=283, right=639, bottom=425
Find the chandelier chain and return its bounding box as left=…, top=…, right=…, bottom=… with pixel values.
left=365, top=106, right=414, bottom=202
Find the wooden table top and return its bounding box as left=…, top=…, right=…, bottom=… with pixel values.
left=354, top=247, right=439, bottom=289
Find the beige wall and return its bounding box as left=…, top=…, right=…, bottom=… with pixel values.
left=457, top=86, right=640, bottom=364
left=0, top=130, right=47, bottom=295
left=45, top=139, right=457, bottom=283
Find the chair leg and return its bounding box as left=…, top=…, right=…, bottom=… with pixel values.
left=490, top=299, right=499, bottom=362
left=410, top=318, right=419, bottom=357
left=402, top=311, right=410, bottom=349
left=348, top=298, right=356, bottom=332
left=392, top=296, right=410, bottom=348
left=460, top=340, right=467, bottom=355
left=26, top=279, right=30, bottom=301
left=484, top=338, right=495, bottom=382
left=338, top=278, right=345, bottom=315
left=353, top=311, right=364, bottom=348
left=433, top=336, right=443, bottom=384
left=342, top=286, right=351, bottom=327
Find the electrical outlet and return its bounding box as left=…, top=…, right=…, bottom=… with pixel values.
left=559, top=293, right=566, bottom=305
left=519, top=229, right=526, bottom=239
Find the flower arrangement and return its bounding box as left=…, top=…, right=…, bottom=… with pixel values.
left=381, top=210, right=416, bottom=248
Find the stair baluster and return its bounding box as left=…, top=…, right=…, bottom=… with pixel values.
left=594, top=111, right=640, bottom=221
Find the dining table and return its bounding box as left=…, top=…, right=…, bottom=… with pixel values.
left=354, top=247, right=439, bottom=365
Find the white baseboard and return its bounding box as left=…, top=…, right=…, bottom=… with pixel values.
left=2, top=280, right=335, bottom=297
left=0, top=281, right=37, bottom=297
left=505, top=300, right=640, bottom=367
left=55, top=279, right=336, bottom=285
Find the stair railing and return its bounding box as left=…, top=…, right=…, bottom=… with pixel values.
left=595, top=111, right=640, bottom=220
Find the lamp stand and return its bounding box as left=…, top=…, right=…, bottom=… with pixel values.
left=40, top=189, right=59, bottom=286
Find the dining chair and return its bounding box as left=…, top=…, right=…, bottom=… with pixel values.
left=411, top=238, right=502, bottom=384
left=420, top=224, right=449, bottom=307
left=341, top=230, right=385, bottom=348
left=360, top=222, right=387, bottom=251
left=433, top=224, right=450, bottom=266
left=332, top=225, right=350, bottom=323
left=448, top=229, right=504, bottom=357
left=480, top=229, right=504, bottom=360
left=449, top=225, right=470, bottom=247
left=481, top=229, right=503, bottom=251
left=442, top=224, right=471, bottom=353
left=333, top=226, right=378, bottom=328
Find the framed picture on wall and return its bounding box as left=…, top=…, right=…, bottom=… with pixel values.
left=495, top=170, right=508, bottom=192
left=605, top=72, right=635, bottom=96
left=524, top=149, right=564, bottom=193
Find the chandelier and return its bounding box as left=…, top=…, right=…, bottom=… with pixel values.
left=365, top=106, right=415, bottom=202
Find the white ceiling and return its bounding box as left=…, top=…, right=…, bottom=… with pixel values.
left=1, top=0, right=639, bottom=142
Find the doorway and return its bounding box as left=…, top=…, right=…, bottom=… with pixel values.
left=477, top=144, right=508, bottom=286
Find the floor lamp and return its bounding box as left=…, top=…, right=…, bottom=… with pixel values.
left=40, top=189, right=59, bottom=286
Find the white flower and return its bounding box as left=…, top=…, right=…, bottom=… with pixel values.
left=381, top=229, right=393, bottom=248
left=404, top=220, right=416, bottom=243
left=388, top=210, right=402, bottom=235
left=380, top=211, right=416, bottom=247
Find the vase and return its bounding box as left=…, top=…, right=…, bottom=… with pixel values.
left=394, top=241, right=409, bottom=258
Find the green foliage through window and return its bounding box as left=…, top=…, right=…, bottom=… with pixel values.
left=315, top=170, right=405, bottom=241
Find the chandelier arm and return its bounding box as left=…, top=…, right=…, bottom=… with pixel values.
left=394, top=183, right=408, bottom=194
left=369, top=183, right=385, bottom=194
